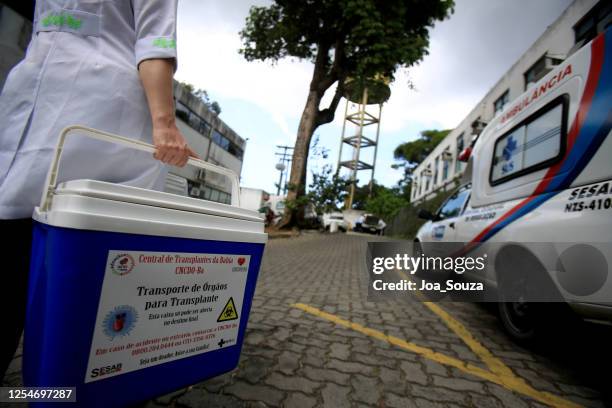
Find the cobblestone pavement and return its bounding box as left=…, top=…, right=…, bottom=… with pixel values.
left=4, top=232, right=611, bottom=407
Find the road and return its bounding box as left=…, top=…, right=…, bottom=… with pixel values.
left=4, top=232, right=611, bottom=407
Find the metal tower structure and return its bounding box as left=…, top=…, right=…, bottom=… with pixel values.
left=336, top=77, right=391, bottom=208
left=275, top=145, right=293, bottom=195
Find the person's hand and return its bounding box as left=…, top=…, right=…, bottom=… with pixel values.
left=152, top=124, right=199, bottom=167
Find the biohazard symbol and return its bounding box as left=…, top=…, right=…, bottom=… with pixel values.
left=217, top=297, right=239, bottom=322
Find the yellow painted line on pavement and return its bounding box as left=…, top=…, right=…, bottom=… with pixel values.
left=291, top=303, right=581, bottom=408
left=397, top=270, right=515, bottom=379
left=422, top=301, right=515, bottom=377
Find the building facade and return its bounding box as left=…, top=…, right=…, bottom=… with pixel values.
left=410, top=0, right=610, bottom=204
left=0, top=4, right=246, bottom=205
left=172, top=82, right=246, bottom=204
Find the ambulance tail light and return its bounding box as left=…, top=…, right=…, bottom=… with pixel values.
left=458, top=146, right=472, bottom=162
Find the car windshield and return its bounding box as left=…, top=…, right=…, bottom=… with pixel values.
left=330, top=215, right=343, bottom=220
left=437, top=187, right=470, bottom=220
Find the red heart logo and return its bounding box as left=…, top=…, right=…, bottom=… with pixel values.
left=237, top=257, right=246, bottom=266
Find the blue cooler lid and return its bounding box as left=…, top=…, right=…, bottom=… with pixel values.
left=33, top=179, right=267, bottom=243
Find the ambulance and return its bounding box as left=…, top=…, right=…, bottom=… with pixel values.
left=415, top=28, right=612, bottom=341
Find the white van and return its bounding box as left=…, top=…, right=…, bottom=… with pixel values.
left=416, top=28, right=612, bottom=340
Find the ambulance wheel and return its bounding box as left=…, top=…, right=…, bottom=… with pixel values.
left=498, top=301, right=536, bottom=342
left=494, top=244, right=543, bottom=342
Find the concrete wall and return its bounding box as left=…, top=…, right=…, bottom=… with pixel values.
left=410, top=0, right=600, bottom=204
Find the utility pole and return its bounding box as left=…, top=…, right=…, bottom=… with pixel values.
left=275, top=145, right=293, bottom=196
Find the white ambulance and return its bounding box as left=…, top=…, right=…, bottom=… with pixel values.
left=416, top=28, right=612, bottom=340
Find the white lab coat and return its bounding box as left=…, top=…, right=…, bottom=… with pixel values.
left=0, top=0, right=178, bottom=219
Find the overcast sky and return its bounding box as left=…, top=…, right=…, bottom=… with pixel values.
left=175, top=0, right=573, bottom=193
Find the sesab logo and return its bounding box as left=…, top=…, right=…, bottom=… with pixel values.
left=90, top=363, right=122, bottom=379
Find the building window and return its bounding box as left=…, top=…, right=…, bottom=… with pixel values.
left=442, top=149, right=450, bottom=181
left=524, top=54, right=563, bottom=90
left=211, top=130, right=244, bottom=160
left=424, top=166, right=431, bottom=191
left=455, top=133, right=465, bottom=173
left=176, top=100, right=244, bottom=160
left=221, top=191, right=231, bottom=204
left=433, top=157, right=439, bottom=186
left=194, top=185, right=231, bottom=205
left=574, top=1, right=612, bottom=46
left=419, top=172, right=423, bottom=195
left=210, top=189, right=220, bottom=202
left=227, top=143, right=244, bottom=160
left=493, top=90, right=509, bottom=116
left=203, top=186, right=212, bottom=200
left=524, top=56, right=546, bottom=90
left=188, top=111, right=201, bottom=131
left=175, top=101, right=190, bottom=122
left=186, top=181, right=231, bottom=204
left=212, top=130, right=229, bottom=150
left=199, top=120, right=211, bottom=137
left=491, top=96, right=566, bottom=185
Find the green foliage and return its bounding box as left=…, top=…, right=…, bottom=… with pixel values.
left=283, top=189, right=309, bottom=211
left=283, top=136, right=346, bottom=216
left=179, top=81, right=222, bottom=115
left=394, top=128, right=451, bottom=165
left=307, top=165, right=351, bottom=214
left=350, top=182, right=382, bottom=210
left=240, top=0, right=454, bottom=82
left=364, top=187, right=408, bottom=222
left=393, top=128, right=451, bottom=187
left=386, top=183, right=458, bottom=239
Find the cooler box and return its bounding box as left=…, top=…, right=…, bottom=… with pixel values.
left=23, top=126, right=267, bottom=407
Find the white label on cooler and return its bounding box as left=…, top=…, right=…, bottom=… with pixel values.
left=84, top=250, right=250, bottom=383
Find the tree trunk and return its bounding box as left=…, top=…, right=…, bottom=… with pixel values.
left=278, top=90, right=321, bottom=228
left=276, top=41, right=345, bottom=229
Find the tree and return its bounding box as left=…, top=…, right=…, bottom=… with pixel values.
left=365, top=187, right=408, bottom=222
left=240, top=0, right=454, bottom=227
left=351, top=181, right=385, bottom=210
left=179, top=82, right=222, bottom=115
left=307, top=165, right=351, bottom=215
left=393, top=128, right=451, bottom=191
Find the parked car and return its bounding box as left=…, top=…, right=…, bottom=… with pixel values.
left=416, top=29, right=612, bottom=341
left=322, top=212, right=348, bottom=232
left=354, top=214, right=386, bottom=235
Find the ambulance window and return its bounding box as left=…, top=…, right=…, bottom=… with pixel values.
left=438, top=188, right=470, bottom=220
left=523, top=106, right=562, bottom=168
left=490, top=95, right=567, bottom=186
left=491, top=126, right=525, bottom=181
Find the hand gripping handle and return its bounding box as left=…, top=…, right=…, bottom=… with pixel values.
left=40, top=125, right=241, bottom=211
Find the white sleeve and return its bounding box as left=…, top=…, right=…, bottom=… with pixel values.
left=132, top=0, right=178, bottom=69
